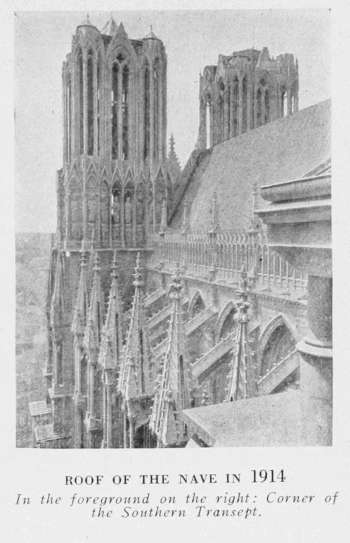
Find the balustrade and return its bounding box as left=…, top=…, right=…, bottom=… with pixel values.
left=149, top=230, right=307, bottom=297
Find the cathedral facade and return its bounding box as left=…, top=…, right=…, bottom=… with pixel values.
left=29, top=15, right=331, bottom=448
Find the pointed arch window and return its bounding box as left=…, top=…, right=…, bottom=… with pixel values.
left=242, top=76, right=248, bottom=133
left=66, top=74, right=72, bottom=162
left=112, top=62, right=119, bottom=159
left=78, top=49, right=84, bottom=154
left=87, top=50, right=94, bottom=156
left=256, top=88, right=262, bottom=127
left=97, top=56, right=101, bottom=154
left=143, top=62, right=150, bottom=160
left=205, top=99, right=211, bottom=149
left=122, top=64, right=129, bottom=160
left=281, top=88, right=287, bottom=117
left=232, top=77, right=239, bottom=136
left=264, top=90, right=270, bottom=123
left=153, top=59, right=161, bottom=160
left=218, top=81, right=225, bottom=141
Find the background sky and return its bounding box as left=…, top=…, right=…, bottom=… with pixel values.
left=15, top=9, right=330, bottom=233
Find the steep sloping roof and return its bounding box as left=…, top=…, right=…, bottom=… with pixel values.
left=171, top=100, right=330, bottom=232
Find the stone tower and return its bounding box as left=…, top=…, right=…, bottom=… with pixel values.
left=46, top=16, right=172, bottom=445
left=197, top=46, right=299, bottom=149
left=58, top=16, right=170, bottom=250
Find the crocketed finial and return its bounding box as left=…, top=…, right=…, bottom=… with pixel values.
left=169, top=262, right=182, bottom=300
left=111, top=250, right=118, bottom=278
left=93, top=252, right=101, bottom=273
left=133, top=252, right=144, bottom=287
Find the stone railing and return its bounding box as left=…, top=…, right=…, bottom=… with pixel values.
left=149, top=230, right=307, bottom=297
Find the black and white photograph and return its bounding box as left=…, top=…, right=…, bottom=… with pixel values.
left=15, top=9, right=332, bottom=450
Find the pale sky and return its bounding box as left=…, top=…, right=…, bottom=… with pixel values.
left=15, top=9, right=330, bottom=233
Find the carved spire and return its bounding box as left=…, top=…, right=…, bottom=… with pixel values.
left=226, top=267, right=251, bottom=401
left=167, top=134, right=181, bottom=184
left=169, top=133, right=175, bottom=154
left=98, top=251, right=123, bottom=372
left=149, top=263, right=192, bottom=447
left=102, top=14, right=117, bottom=35
left=118, top=253, right=152, bottom=405
left=83, top=252, right=105, bottom=363
left=144, top=25, right=159, bottom=40
left=82, top=13, right=91, bottom=26
left=71, top=246, right=89, bottom=339
left=116, top=22, right=128, bottom=39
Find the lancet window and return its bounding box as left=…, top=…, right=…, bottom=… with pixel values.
left=97, top=58, right=101, bottom=154
left=153, top=59, right=160, bottom=159
left=281, top=88, right=287, bottom=117
left=264, top=90, right=270, bottom=123
left=111, top=182, right=121, bottom=241
left=232, top=77, right=239, bottom=136
left=78, top=49, right=84, bottom=154
left=205, top=98, right=211, bottom=149
left=256, top=79, right=270, bottom=127
left=100, top=180, right=109, bottom=244
left=66, top=74, right=72, bottom=162
left=111, top=53, right=130, bottom=161
left=218, top=81, right=225, bottom=141
left=87, top=50, right=94, bottom=155
left=242, top=76, right=248, bottom=133
left=122, top=64, right=129, bottom=160
left=143, top=62, right=150, bottom=159
left=256, top=87, right=263, bottom=127
left=111, top=62, right=119, bottom=159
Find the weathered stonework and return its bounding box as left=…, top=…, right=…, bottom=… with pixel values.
left=30, top=16, right=330, bottom=448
